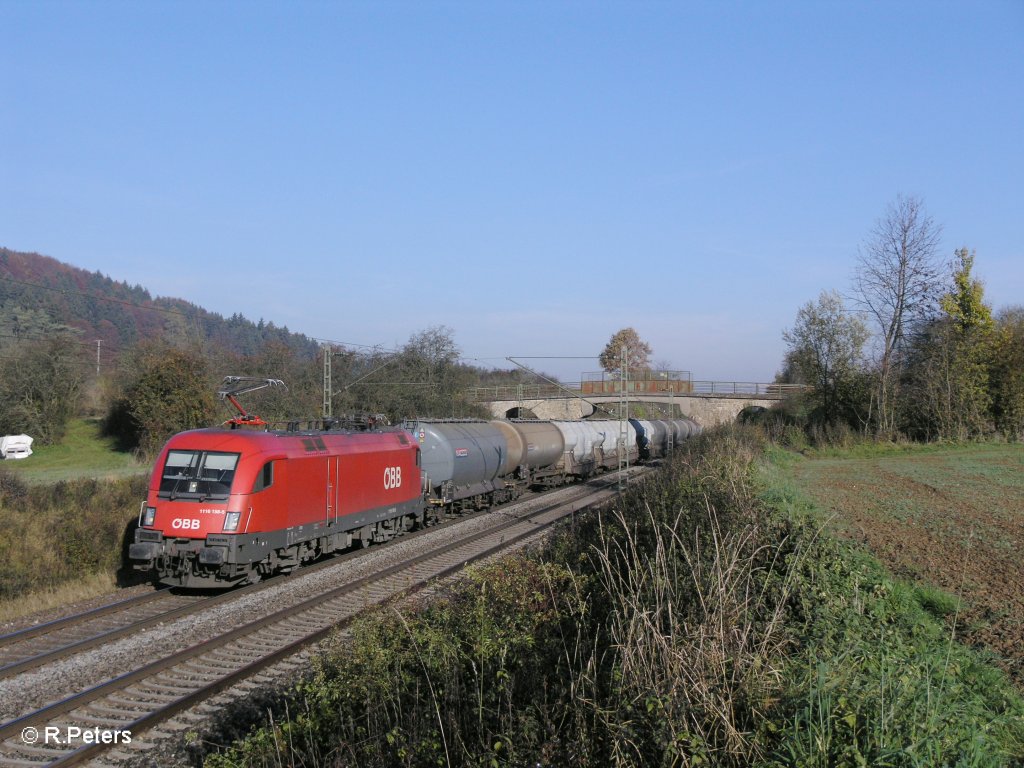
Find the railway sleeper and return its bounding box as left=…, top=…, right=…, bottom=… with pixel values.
left=9, top=741, right=72, bottom=758
left=139, top=680, right=198, bottom=695
left=83, top=703, right=144, bottom=719
left=73, top=710, right=136, bottom=726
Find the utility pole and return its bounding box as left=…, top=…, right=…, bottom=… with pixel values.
left=619, top=345, right=629, bottom=490
left=95, top=340, right=101, bottom=376
left=322, top=344, right=332, bottom=418
left=669, top=379, right=675, bottom=452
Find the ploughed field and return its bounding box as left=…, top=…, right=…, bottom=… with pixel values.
left=787, top=443, right=1024, bottom=686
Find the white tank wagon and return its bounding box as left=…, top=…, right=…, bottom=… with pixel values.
left=402, top=417, right=702, bottom=513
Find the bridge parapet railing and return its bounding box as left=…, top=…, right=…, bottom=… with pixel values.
left=469, top=382, right=807, bottom=401
left=468, top=384, right=583, bottom=402
left=689, top=381, right=806, bottom=398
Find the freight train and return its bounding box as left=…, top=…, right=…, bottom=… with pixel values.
left=129, top=416, right=701, bottom=588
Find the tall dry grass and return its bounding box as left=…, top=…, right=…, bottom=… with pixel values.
left=0, top=572, right=117, bottom=623
left=0, top=468, right=146, bottom=616
left=563, top=427, right=799, bottom=766
left=590, top=501, right=792, bottom=765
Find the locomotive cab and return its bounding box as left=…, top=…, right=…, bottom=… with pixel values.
left=129, top=439, right=275, bottom=588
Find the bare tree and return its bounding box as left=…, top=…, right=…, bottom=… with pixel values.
left=853, top=195, right=944, bottom=434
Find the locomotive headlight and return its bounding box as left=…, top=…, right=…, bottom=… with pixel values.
left=143, top=506, right=157, bottom=527
left=223, top=511, right=242, bottom=532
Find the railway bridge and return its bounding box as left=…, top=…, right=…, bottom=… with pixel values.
left=470, top=378, right=798, bottom=427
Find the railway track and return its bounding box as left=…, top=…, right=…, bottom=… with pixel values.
left=0, top=591, right=206, bottom=681
left=0, top=471, right=638, bottom=766
left=0, top=481, right=560, bottom=683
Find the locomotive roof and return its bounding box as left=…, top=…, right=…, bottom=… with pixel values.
left=166, top=426, right=414, bottom=444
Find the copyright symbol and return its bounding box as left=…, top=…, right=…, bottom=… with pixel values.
left=21, top=727, right=39, bottom=744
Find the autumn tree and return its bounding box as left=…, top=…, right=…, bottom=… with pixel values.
left=0, top=335, right=85, bottom=444
left=599, top=328, right=653, bottom=376
left=226, top=340, right=323, bottom=421
left=901, top=248, right=993, bottom=440
left=991, top=306, right=1024, bottom=439
left=783, top=290, right=870, bottom=425
left=104, top=341, right=217, bottom=456
left=854, top=195, right=944, bottom=434
left=342, top=327, right=489, bottom=421
left=939, top=249, right=993, bottom=332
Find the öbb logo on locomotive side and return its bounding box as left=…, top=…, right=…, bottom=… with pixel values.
left=172, top=518, right=201, bottom=530
left=383, top=466, right=402, bottom=489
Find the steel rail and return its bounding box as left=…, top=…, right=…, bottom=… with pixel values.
left=0, top=589, right=170, bottom=648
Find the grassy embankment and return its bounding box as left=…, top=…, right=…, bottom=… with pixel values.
left=1, top=417, right=145, bottom=484
left=195, top=429, right=1024, bottom=767
left=0, top=419, right=148, bottom=621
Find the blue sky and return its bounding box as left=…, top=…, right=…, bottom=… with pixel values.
left=2, top=1, right=1021, bottom=383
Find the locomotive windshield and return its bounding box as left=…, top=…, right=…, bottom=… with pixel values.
left=158, top=450, right=241, bottom=501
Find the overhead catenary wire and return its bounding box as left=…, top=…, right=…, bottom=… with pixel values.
left=313, top=337, right=400, bottom=353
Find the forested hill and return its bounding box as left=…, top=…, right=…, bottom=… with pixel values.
left=0, top=247, right=319, bottom=358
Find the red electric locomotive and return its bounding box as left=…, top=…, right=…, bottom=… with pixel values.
left=129, top=425, right=422, bottom=588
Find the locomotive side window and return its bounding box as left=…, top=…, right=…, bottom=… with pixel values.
left=252, top=461, right=274, bottom=493
left=158, top=450, right=240, bottom=501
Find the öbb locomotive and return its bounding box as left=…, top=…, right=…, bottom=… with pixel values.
left=129, top=416, right=700, bottom=588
